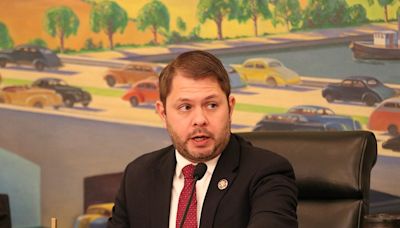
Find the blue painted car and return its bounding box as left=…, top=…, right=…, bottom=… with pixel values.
left=224, top=65, right=247, bottom=89
left=322, top=76, right=396, bottom=106
left=253, top=105, right=361, bottom=132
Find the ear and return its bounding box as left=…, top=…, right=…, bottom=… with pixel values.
left=228, top=95, right=235, bottom=120
left=155, top=100, right=166, bottom=122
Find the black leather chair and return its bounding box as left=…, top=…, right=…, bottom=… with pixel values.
left=238, top=131, right=377, bottom=228
left=0, top=194, right=11, bottom=228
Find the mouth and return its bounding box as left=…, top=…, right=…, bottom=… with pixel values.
left=191, top=135, right=210, bottom=142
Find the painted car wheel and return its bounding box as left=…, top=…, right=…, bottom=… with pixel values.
left=64, top=98, right=74, bottom=108
left=325, top=94, right=335, bottom=103
left=266, top=77, right=277, bottom=87
left=388, top=125, right=399, bottom=136
left=33, top=101, right=44, bottom=108
left=364, top=94, right=377, bottom=106
left=82, top=102, right=90, bottom=107
left=130, top=97, right=139, bottom=107
left=105, top=76, right=116, bottom=87
left=34, top=61, right=45, bottom=71
left=0, top=59, right=6, bottom=68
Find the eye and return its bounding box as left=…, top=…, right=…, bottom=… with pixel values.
left=178, top=104, right=191, bottom=111
left=207, top=103, right=218, bottom=109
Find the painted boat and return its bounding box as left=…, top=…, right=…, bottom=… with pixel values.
left=350, top=41, right=400, bottom=60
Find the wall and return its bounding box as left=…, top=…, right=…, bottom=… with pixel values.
left=0, top=107, right=170, bottom=227
left=0, top=148, right=40, bottom=227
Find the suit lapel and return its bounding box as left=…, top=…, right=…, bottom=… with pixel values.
left=200, top=134, right=241, bottom=228
left=150, top=146, right=176, bottom=228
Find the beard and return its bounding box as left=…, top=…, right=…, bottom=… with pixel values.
left=166, top=120, right=231, bottom=163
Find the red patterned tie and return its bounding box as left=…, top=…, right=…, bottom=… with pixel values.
left=176, top=164, right=197, bottom=228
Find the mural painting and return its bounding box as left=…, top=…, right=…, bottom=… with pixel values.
left=1, top=0, right=400, bottom=227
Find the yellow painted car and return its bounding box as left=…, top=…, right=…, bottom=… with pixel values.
left=74, top=203, right=113, bottom=228
left=0, top=85, right=63, bottom=109
left=230, top=58, right=301, bottom=86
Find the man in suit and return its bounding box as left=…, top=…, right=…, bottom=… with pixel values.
left=108, top=50, right=297, bottom=228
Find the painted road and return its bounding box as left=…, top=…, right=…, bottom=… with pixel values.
left=0, top=62, right=399, bottom=158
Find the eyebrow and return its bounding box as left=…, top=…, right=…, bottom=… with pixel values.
left=176, top=94, right=219, bottom=102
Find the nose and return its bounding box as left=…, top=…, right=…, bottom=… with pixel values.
left=192, top=107, right=208, bottom=127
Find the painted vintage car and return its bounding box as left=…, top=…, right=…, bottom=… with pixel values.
left=121, top=68, right=244, bottom=107
left=253, top=105, right=361, bottom=132
left=322, top=76, right=396, bottom=106
left=253, top=113, right=328, bottom=132
left=0, top=44, right=62, bottom=71
left=104, top=62, right=165, bottom=87
left=0, top=85, right=63, bottom=109
left=382, top=135, right=400, bottom=152
left=287, top=105, right=362, bottom=130
left=32, top=78, right=92, bottom=108
left=74, top=203, right=113, bottom=228
left=122, top=78, right=159, bottom=107
left=230, top=58, right=301, bottom=86
left=224, top=65, right=247, bottom=89
left=368, top=97, right=400, bottom=135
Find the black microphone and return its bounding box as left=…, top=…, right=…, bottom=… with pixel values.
left=193, top=163, right=207, bottom=181
left=179, top=163, right=208, bottom=228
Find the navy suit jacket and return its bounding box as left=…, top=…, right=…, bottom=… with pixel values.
left=108, top=134, right=298, bottom=228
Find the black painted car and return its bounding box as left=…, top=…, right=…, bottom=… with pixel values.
left=253, top=113, right=343, bottom=132
left=382, top=136, right=400, bottom=152
left=253, top=105, right=362, bottom=132
left=32, top=78, right=91, bottom=108
left=322, top=76, right=396, bottom=106
left=0, top=45, right=62, bottom=71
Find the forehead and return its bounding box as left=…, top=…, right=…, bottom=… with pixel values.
left=167, top=73, right=224, bottom=100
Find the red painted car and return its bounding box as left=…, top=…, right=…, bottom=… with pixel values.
left=122, top=78, right=159, bottom=107
left=368, top=97, right=400, bottom=135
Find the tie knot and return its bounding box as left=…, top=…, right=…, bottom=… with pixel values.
left=182, top=164, right=195, bottom=179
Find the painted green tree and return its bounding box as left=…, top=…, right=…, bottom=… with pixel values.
left=176, top=17, right=187, bottom=32
left=136, top=0, right=170, bottom=44
left=0, top=22, right=13, bottom=49
left=44, top=6, right=79, bottom=53
left=397, top=6, right=400, bottom=18
left=368, top=0, right=396, bottom=22
left=270, top=0, right=301, bottom=32
left=28, top=38, right=48, bottom=48
left=302, top=0, right=351, bottom=28
left=197, top=0, right=237, bottom=40
left=236, top=0, right=271, bottom=37
left=348, top=4, right=368, bottom=24
left=90, top=1, right=128, bottom=50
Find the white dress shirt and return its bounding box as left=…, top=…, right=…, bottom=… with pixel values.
left=169, top=150, right=220, bottom=228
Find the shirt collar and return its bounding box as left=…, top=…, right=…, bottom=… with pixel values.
left=175, top=150, right=221, bottom=179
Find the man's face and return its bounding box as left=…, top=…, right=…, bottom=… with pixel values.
left=156, top=73, right=235, bottom=163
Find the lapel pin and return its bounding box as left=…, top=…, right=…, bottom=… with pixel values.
left=218, top=179, right=228, bottom=190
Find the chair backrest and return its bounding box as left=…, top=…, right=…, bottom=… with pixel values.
left=0, top=194, right=11, bottom=228
left=84, top=172, right=123, bottom=211
left=238, top=131, right=377, bottom=228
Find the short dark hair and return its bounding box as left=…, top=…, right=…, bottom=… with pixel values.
left=159, top=50, right=231, bottom=105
